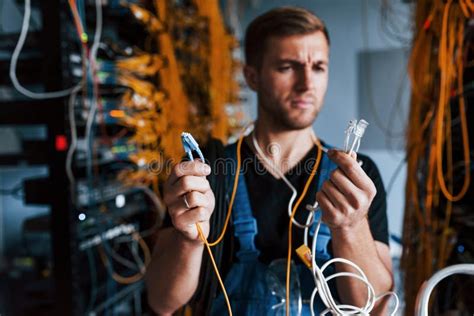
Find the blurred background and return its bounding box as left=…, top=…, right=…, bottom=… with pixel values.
left=0, top=0, right=472, bottom=315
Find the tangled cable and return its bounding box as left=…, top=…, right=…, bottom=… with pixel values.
left=9, top=0, right=83, bottom=99
left=302, top=120, right=399, bottom=315
left=306, top=215, right=399, bottom=315
left=403, top=0, right=473, bottom=312
left=253, top=119, right=399, bottom=315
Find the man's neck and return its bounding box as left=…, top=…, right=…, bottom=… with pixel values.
left=249, top=120, right=316, bottom=176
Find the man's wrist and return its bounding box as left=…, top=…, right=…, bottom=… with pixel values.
left=329, top=217, right=371, bottom=243
left=173, top=227, right=205, bottom=249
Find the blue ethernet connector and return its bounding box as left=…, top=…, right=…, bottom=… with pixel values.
left=181, top=132, right=205, bottom=162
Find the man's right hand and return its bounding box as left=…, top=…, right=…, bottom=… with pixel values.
left=163, top=160, right=215, bottom=242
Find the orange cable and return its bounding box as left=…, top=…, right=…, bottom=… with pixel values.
left=403, top=1, right=472, bottom=311
left=208, top=135, right=243, bottom=246
left=98, top=232, right=152, bottom=284
left=196, top=223, right=232, bottom=315
left=435, top=0, right=471, bottom=202
left=68, top=0, right=87, bottom=43
left=189, top=135, right=244, bottom=315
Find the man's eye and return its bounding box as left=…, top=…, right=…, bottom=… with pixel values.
left=278, top=66, right=291, bottom=72
left=314, top=66, right=326, bottom=73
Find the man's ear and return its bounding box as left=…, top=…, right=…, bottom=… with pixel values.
left=243, top=65, right=258, bottom=91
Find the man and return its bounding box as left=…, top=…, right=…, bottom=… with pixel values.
left=146, top=6, right=393, bottom=315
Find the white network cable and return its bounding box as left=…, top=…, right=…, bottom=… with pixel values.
left=102, top=237, right=146, bottom=274
left=89, top=0, right=103, bottom=69
left=65, top=85, right=83, bottom=191
left=251, top=131, right=314, bottom=229
left=304, top=119, right=399, bottom=315
left=105, top=240, right=141, bottom=271
left=9, top=0, right=82, bottom=99
left=84, top=0, right=103, bottom=185
left=129, top=241, right=146, bottom=273
left=304, top=131, right=329, bottom=214
left=343, top=120, right=357, bottom=152
left=343, top=119, right=369, bottom=154
left=303, top=207, right=315, bottom=247
left=66, top=0, right=103, bottom=204
left=308, top=215, right=399, bottom=316
left=415, top=264, right=474, bottom=316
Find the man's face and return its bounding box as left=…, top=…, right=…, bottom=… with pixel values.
left=246, top=31, right=329, bottom=131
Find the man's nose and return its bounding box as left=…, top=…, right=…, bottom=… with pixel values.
left=295, top=67, right=315, bottom=91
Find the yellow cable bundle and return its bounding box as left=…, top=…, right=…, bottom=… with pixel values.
left=435, top=1, right=471, bottom=203
left=118, top=169, right=156, bottom=187
left=402, top=1, right=473, bottom=313
left=118, top=75, right=155, bottom=100
left=121, top=110, right=162, bottom=144
left=120, top=1, right=240, bottom=175
left=154, top=0, right=191, bottom=163
left=126, top=2, right=165, bottom=34
left=116, top=54, right=167, bottom=77
left=194, top=0, right=239, bottom=141
left=120, top=2, right=191, bottom=165
left=121, top=89, right=166, bottom=111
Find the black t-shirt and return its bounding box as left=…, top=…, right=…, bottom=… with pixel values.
left=237, top=140, right=389, bottom=264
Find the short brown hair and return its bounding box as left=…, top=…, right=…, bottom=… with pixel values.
left=244, top=6, right=330, bottom=69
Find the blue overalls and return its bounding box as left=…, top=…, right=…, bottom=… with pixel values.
left=211, top=143, right=339, bottom=315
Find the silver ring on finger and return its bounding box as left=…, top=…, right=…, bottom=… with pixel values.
left=183, top=193, right=191, bottom=209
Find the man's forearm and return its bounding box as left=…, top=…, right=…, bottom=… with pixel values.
left=331, top=219, right=393, bottom=311
left=146, top=227, right=205, bottom=315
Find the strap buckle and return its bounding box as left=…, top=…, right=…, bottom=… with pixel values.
left=233, top=217, right=258, bottom=237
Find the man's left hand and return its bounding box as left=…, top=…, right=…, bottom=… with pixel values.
left=315, top=149, right=377, bottom=231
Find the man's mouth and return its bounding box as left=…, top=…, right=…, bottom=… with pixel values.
left=291, top=99, right=314, bottom=109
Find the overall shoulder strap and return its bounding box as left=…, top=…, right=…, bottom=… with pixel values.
left=224, top=142, right=260, bottom=262
left=311, top=144, right=339, bottom=261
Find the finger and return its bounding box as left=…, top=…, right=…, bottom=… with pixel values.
left=173, top=207, right=212, bottom=231
left=164, top=175, right=211, bottom=206
left=327, top=150, right=370, bottom=190
left=329, top=169, right=361, bottom=206
left=184, top=191, right=211, bottom=210
left=315, top=190, right=337, bottom=220
left=167, top=198, right=188, bottom=218
left=320, top=180, right=350, bottom=213
left=168, top=161, right=211, bottom=185
left=168, top=192, right=213, bottom=223
left=170, top=176, right=211, bottom=197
